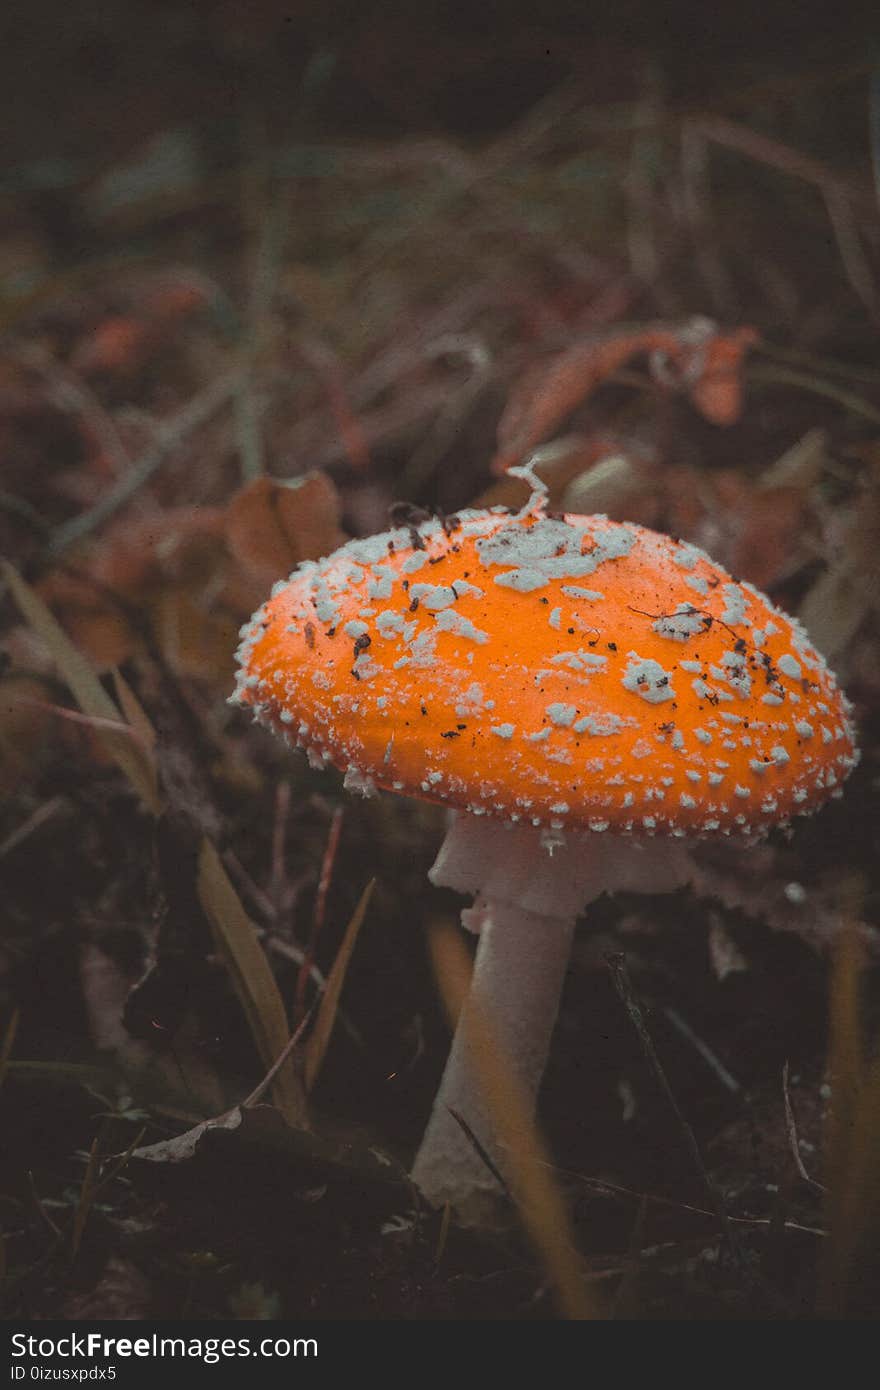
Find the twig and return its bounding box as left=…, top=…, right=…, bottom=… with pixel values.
left=747, top=362, right=880, bottom=426
left=15, top=350, right=132, bottom=477
left=235, top=169, right=289, bottom=481
left=222, top=847, right=280, bottom=923
left=821, top=187, right=878, bottom=313
left=447, top=1106, right=512, bottom=1199
left=11, top=695, right=150, bottom=745
left=47, top=366, right=243, bottom=556
left=240, top=1008, right=314, bottom=1110
left=663, top=1006, right=741, bottom=1095
left=0, top=490, right=51, bottom=535
left=92, top=1127, right=147, bottom=1198
left=782, top=1061, right=826, bottom=1193
left=694, top=114, right=873, bottom=212
left=0, top=795, right=67, bottom=859
left=604, top=952, right=744, bottom=1270
left=26, top=1171, right=61, bottom=1241
left=612, top=1194, right=648, bottom=1319
left=294, top=806, right=343, bottom=1022
left=753, top=339, right=880, bottom=387
left=564, top=1168, right=825, bottom=1238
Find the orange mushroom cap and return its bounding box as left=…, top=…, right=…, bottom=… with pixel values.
left=232, top=486, right=858, bottom=840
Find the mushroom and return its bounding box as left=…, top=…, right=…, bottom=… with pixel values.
left=231, top=469, right=858, bottom=1219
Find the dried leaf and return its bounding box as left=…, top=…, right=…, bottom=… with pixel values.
left=562, top=450, right=659, bottom=525
left=757, top=427, right=827, bottom=491
left=196, top=837, right=306, bottom=1125
left=493, top=326, right=674, bottom=475
left=304, top=878, right=374, bottom=1092
left=684, top=326, right=758, bottom=425
left=797, top=495, right=880, bottom=661
left=722, top=480, right=811, bottom=591
left=2, top=562, right=161, bottom=813
left=225, top=472, right=345, bottom=591
left=494, top=320, right=757, bottom=475
left=707, top=912, right=749, bottom=981
left=133, top=1105, right=245, bottom=1164
left=132, top=1103, right=409, bottom=1208
left=153, top=583, right=239, bottom=681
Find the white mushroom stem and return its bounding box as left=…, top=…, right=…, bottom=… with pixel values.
left=411, top=893, right=576, bottom=1216
left=411, top=814, right=695, bottom=1217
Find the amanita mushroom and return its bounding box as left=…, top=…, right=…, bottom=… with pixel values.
left=231, top=469, right=858, bottom=1216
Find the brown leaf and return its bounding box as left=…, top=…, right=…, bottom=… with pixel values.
left=153, top=583, right=239, bottom=682
left=132, top=1103, right=410, bottom=1207
left=493, top=326, right=675, bottom=475
left=493, top=320, right=757, bottom=475
left=225, top=472, right=345, bottom=592
left=133, top=1104, right=246, bottom=1164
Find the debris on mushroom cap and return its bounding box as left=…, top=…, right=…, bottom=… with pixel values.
left=231, top=479, right=858, bottom=841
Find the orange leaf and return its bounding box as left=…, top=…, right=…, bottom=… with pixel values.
left=71, top=317, right=149, bottom=376
left=493, top=321, right=758, bottom=476
left=686, top=327, right=758, bottom=426
left=492, top=326, right=678, bottom=475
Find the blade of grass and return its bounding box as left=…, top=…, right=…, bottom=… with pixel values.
left=747, top=363, right=880, bottom=427
left=0, top=1010, right=20, bottom=1093
left=427, top=917, right=599, bottom=1321
left=69, top=1138, right=101, bottom=1262
left=852, top=1049, right=880, bottom=1250
left=1, top=562, right=161, bottom=814
left=111, top=669, right=158, bottom=754
left=304, top=878, right=373, bottom=1092
left=196, top=837, right=305, bottom=1125
left=433, top=1201, right=452, bottom=1267
left=817, top=895, right=867, bottom=1316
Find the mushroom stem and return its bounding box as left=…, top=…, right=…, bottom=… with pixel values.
left=411, top=813, right=695, bottom=1218
left=410, top=894, right=576, bottom=1215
